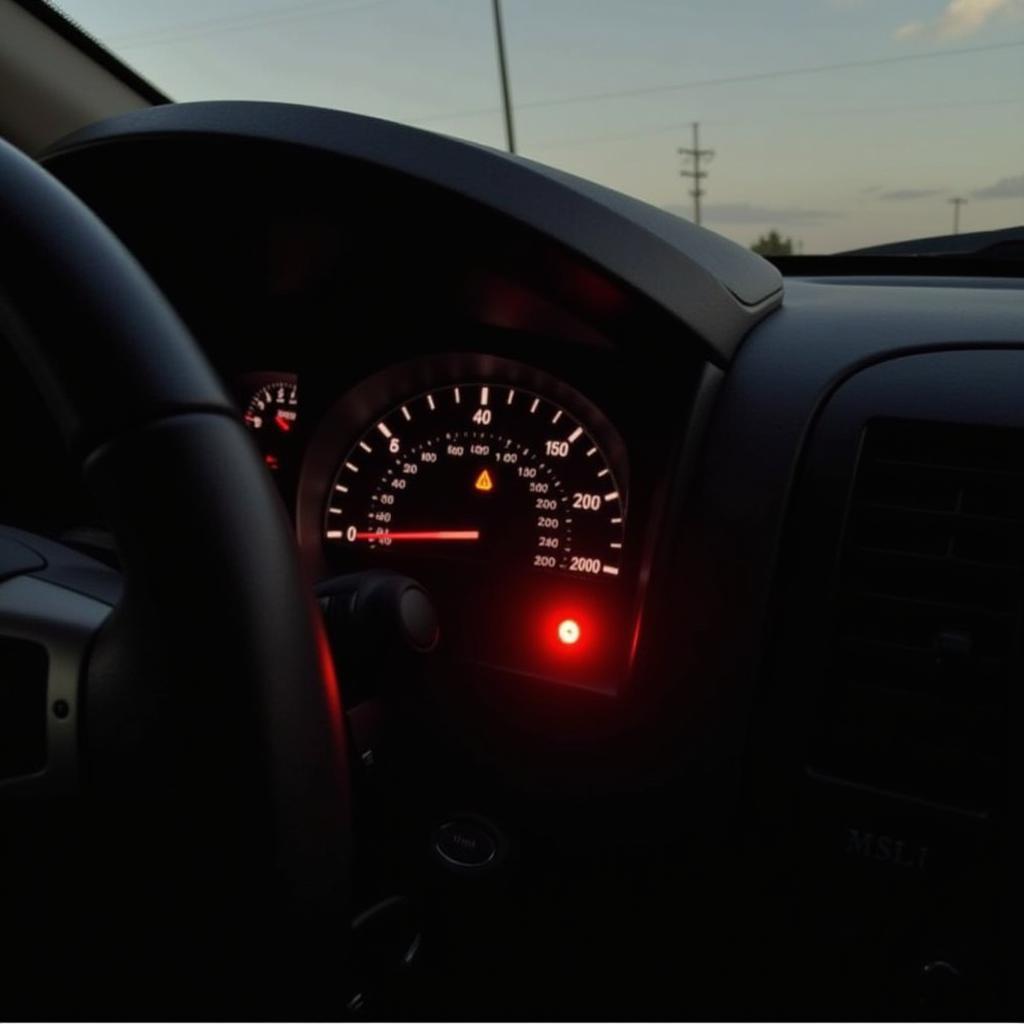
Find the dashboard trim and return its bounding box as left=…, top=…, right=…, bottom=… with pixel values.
left=42, top=100, right=783, bottom=367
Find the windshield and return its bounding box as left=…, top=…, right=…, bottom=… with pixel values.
left=52, top=0, right=1024, bottom=253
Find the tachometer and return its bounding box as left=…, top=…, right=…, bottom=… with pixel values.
left=323, top=383, right=625, bottom=579
left=241, top=375, right=298, bottom=472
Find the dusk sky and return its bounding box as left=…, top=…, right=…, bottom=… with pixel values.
left=57, top=0, right=1024, bottom=251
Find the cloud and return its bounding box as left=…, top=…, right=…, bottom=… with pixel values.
left=664, top=202, right=840, bottom=225
left=878, top=188, right=945, bottom=200
left=894, top=0, right=1024, bottom=40
left=972, top=173, right=1024, bottom=199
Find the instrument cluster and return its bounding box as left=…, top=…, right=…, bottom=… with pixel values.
left=236, top=354, right=639, bottom=692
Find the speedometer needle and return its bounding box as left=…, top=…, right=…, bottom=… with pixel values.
left=354, top=530, right=481, bottom=542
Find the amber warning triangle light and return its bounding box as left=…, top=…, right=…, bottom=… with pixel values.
left=474, top=468, right=495, bottom=493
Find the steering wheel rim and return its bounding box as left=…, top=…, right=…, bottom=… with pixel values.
left=0, top=137, right=351, bottom=980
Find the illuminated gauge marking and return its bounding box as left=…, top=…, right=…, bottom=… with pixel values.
left=244, top=380, right=298, bottom=434
left=323, top=384, right=626, bottom=579
left=242, top=377, right=299, bottom=472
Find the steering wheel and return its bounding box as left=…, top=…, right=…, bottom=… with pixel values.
left=0, top=139, right=351, bottom=1006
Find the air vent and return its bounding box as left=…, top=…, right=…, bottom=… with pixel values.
left=812, top=419, right=1017, bottom=810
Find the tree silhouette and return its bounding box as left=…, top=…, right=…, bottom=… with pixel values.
left=751, top=230, right=794, bottom=256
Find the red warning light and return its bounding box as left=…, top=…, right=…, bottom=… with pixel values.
left=540, top=608, right=593, bottom=657
left=531, top=600, right=621, bottom=690
left=557, top=618, right=581, bottom=646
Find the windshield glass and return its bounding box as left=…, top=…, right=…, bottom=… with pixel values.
left=52, top=0, right=1024, bottom=253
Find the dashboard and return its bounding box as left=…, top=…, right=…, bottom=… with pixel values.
left=35, top=106, right=734, bottom=730
left=11, top=101, right=1014, bottom=1014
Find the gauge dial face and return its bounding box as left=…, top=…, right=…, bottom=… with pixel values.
left=323, top=383, right=625, bottom=579
left=243, top=378, right=298, bottom=471
left=244, top=380, right=298, bottom=436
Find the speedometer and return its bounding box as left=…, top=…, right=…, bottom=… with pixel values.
left=299, top=357, right=635, bottom=691
left=323, top=383, right=625, bottom=578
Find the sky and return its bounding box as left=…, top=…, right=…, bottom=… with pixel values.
left=55, top=0, right=1024, bottom=252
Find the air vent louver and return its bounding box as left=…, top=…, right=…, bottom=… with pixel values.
left=813, top=420, right=1016, bottom=810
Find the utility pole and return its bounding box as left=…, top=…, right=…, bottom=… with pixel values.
left=949, top=196, right=967, bottom=235
left=491, top=0, right=516, bottom=154
left=678, top=122, right=713, bottom=226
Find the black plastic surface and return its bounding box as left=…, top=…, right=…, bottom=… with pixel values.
left=0, top=525, right=120, bottom=604
left=608, top=279, right=1024, bottom=802
left=686, top=277, right=1024, bottom=714
left=43, top=101, right=783, bottom=365
left=0, top=536, right=44, bottom=582
left=739, top=349, right=1019, bottom=1014
left=839, top=223, right=1024, bottom=257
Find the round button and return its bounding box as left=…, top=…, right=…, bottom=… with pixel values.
left=433, top=818, right=498, bottom=869
left=399, top=586, right=439, bottom=652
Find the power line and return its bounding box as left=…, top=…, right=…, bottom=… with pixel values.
left=412, top=37, right=1024, bottom=126
left=105, top=0, right=400, bottom=50
left=678, top=122, right=713, bottom=226
left=519, top=39, right=1024, bottom=112
left=526, top=95, right=1022, bottom=154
